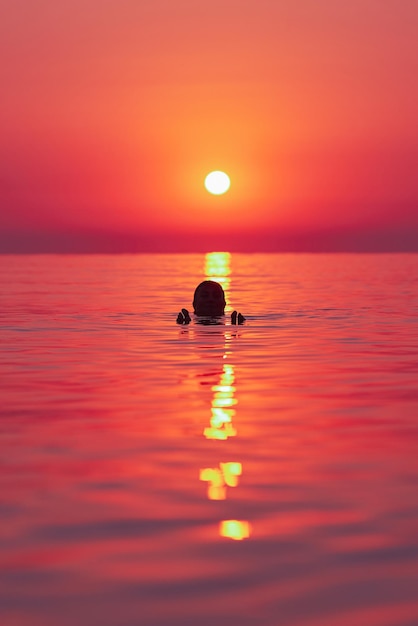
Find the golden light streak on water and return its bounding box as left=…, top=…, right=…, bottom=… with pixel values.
left=204, top=251, right=231, bottom=306
left=203, top=364, right=237, bottom=440
left=210, top=408, right=236, bottom=427
left=199, top=468, right=226, bottom=500
left=219, top=520, right=252, bottom=541
left=199, top=251, right=250, bottom=538
left=200, top=462, right=242, bottom=500
left=221, top=461, right=242, bottom=487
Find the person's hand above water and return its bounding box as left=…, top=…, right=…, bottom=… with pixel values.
left=176, top=308, right=191, bottom=324
left=176, top=308, right=245, bottom=325
left=231, top=311, right=245, bottom=325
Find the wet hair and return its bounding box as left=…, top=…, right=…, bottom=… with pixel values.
left=193, top=280, right=225, bottom=300
left=193, top=280, right=226, bottom=315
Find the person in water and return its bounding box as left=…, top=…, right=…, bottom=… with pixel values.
left=176, top=280, right=245, bottom=325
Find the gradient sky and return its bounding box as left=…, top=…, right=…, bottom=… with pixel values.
left=1, top=0, right=417, bottom=252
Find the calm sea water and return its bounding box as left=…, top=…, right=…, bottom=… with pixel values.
left=1, top=253, right=418, bottom=626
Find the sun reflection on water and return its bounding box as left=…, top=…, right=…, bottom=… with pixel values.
left=200, top=462, right=242, bottom=500
left=203, top=251, right=231, bottom=308
left=199, top=252, right=251, bottom=540
left=203, top=363, right=237, bottom=440
left=219, top=520, right=252, bottom=541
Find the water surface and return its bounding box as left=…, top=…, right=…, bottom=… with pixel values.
left=1, top=253, right=418, bottom=626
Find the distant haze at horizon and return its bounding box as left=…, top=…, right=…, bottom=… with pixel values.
left=1, top=222, right=418, bottom=254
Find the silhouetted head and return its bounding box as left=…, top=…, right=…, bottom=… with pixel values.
left=193, top=280, right=226, bottom=316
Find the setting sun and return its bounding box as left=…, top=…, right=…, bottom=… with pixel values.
left=204, top=171, right=231, bottom=195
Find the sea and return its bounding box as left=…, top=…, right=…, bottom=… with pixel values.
left=1, top=252, right=418, bottom=626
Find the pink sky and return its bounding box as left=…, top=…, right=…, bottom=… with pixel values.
left=1, top=0, right=417, bottom=251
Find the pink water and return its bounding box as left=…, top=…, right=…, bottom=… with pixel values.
left=1, top=253, right=418, bottom=626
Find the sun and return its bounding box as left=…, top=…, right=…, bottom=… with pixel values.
left=204, top=171, right=231, bottom=195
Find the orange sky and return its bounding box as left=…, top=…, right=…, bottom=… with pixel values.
left=1, top=0, right=417, bottom=251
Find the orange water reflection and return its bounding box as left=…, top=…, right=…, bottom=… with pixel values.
left=199, top=252, right=251, bottom=539
left=3, top=253, right=418, bottom=626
